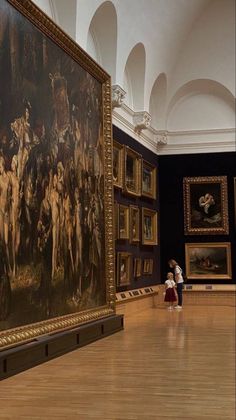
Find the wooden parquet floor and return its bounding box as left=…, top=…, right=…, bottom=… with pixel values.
left=0, top=305, right=235, bottom=420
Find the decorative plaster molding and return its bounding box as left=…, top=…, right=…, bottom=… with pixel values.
left=155, top=131, right=168, bottom=147
left=112, top=104, right=235, bottom=155
left=133, top=111, right=151, bottom=133
left=111, top=85, right=126, bottom=109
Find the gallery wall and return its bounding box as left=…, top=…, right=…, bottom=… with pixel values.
left=113, top=126, right=160, bottom=291
left=159, top=152, right=236, bottom=284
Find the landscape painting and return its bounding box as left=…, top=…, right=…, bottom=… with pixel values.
left=185, top=243, right=232, bottom=279
left=0, top=0, right=114, bottom=349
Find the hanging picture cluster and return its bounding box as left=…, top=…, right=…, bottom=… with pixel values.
left=113, top=141, right=158, bottom=288
left=183, top=176, right=232, bottom=280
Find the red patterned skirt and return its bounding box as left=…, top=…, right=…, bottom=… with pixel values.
left=164, top=288, right=177, bottom=302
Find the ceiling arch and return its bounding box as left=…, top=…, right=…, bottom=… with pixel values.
left=123, top=43, right=146, bottom=111
left=87, top=1, right=117, bottom=82
left=167, top=79, right=235, bottom=130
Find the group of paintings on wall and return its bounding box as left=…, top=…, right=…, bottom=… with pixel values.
left=114, top=203, right=158, bottom=246
left=117, top=253, right=154, bottom=286
left=0, top=0, right=114, bottom=350
left=183, top=176, right=233, bottom=280
left=113, top=142, right=156, bottom=199
left=113, top=140, right=157, bottom=287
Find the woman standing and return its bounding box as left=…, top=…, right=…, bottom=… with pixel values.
left=168, top=259, right=184, bottom=309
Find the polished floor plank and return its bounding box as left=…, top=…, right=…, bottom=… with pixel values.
left=0, top=306, right=235, bottom=420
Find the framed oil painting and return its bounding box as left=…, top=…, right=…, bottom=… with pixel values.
left=113, top=140, right=123, bottom=188
left=142, top=160, right=156, bottom=199
left=117, top=252, right=131, bottom=286
left=123, top=146, right=141, bottom=196
left=185, top=243, right=232, bottom=280
left=129, top=205, right=140, bottom=244
left=0, top=0, right=115, bottom=350
left=119, top=204, right=129, bottom=240
left=142, top=208, right=158, bottom=245
left=183, top=176, right=229, bottom=235
left=143, top=259, right=153, bottom=275
left=133, top=258, right=141, bottom=278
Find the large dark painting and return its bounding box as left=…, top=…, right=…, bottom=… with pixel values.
left=183, top=176, right=229, bottom=235
left=0, top=0, right=114, bottom=349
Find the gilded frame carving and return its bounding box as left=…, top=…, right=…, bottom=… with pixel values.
left=113, top=140, right=124, bottom=189
left=183, top=176, right=229, bottom=235
left=142, top=208, right=158, bottom=245
left=142, top=160, right=156, bottom=199
left=123, top=146, right=141, bottom=196
left=0, top=0, right=115, bottom=350
left=185, top=242, right=232, bottom=280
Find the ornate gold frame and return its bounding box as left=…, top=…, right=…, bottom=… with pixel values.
left=113, top=140, right=124, bottom=188
left=142, top=160, right=156, bottom=199
left=117, top=252, right=132, bottom=286
left=185, top=242, right=232, bottom=280
left=129, top=205, right=140, bottom=244
left=142, top=208, right=158, bottom=245
left=0, top=0, right=115, bottom=350
left=123, top=146, right=141, bottom=196
left=183, top=176, right=229, bottom=235
left=118, top=204, right=130, bottom=239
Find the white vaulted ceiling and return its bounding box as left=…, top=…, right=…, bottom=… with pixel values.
left=33, top=0, right=235, bottom=154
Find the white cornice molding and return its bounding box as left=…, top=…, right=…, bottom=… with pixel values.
left=112, top=104, right=236, bottom=155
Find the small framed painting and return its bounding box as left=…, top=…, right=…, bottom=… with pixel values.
left=142, top=208, right=158, bottom=245
left=185, top=242, right=232, bottom=280
left=142, top=160, right=156, bottom=199
left=129, top=205, right=140, bottom=244
left=134, top=258, right=142, bottom=278
left=119, top=204, right=129, bottom=240
left=113, top=140, right=124, bottom=188
left=183, top=176, right=229, bottom=235
left=117, top=252, right=132, bottom=286
left=143, top=259, right=154, bottom=275
left=123, top=146, right=141, bottom=196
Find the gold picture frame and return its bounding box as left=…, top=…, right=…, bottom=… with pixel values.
left=113, top=140, right=124, bottom=188
left=185, top=242, right=232, bottom=280
left=0, top=0, right=115, bottom=350
left=142, top=208, right=158, bottom=245
left=134, top=258, right=142, bottom=278
left=117, top=252, right=132, bottom=286
left=143, top=259, right=154, bottom=275
left=123, top=146, right=141, bottom=196
left=119, top=204, right=129, bottom=239
left=142, top=160, right=156, bottom=199
left=129, top=205, right=140, bottom=244
left=183, top=176, right=229, bottom=235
